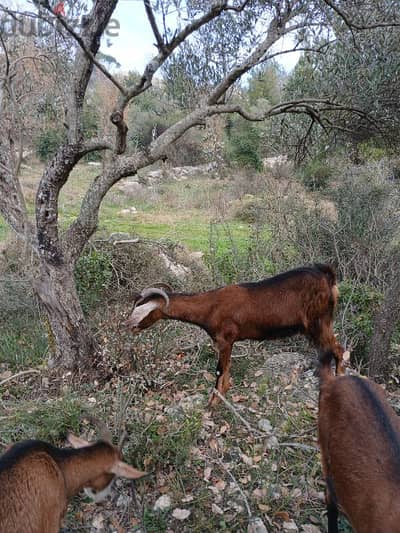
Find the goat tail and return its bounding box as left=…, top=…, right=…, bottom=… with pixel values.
left=314, top=264, right=339, bottom=308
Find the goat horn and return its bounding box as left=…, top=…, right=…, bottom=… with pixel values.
left=139, top=287, right=170, bottom=308
left=151, top=282, right=173, bottom=292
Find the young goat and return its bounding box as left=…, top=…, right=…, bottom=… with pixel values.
left=124, top=264, right=345, bottom=405
left=0, top=428, right=146, bottom=533
left=318, top=358, right=400, bottom=532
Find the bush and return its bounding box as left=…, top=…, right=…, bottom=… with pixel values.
left=358, top=140, right=387, bottom=162
left=337, top=280, right=382, bottom=366
left=297, top=157, right=333, bottom=191
left=74, top=248, right=113, bottom=312
left=36, top=128, right=65, bottom=161
left=205, top=223, right=272, bottom=284
left=225, top=120, right=263, bottom=171
left=233, top=194, right=267, bottom=224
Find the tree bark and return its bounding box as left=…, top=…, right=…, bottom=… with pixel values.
left=34, top=261, right=95, bottom=369
left=368, top=271, right=400, bottom=378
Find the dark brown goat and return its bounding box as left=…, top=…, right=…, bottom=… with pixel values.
left=318, top=359, right=400, bottom=532
left=124, top=264, right=345, bottom=405
left=0, top=432, right=146, bottom=533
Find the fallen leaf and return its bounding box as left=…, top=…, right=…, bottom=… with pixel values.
left=203, top=466, right=212, bottom=481
left=209, top=438, right=219, bottom=451
left=241, top=454, right=253, bottom=466
left=172, top=508, right=191, bottom=520
left=214, top=479, right=226, bottom=490
left=211, top=503, right=224, bottom=515
left=283, top=520, right=298, bottom=531
left=274, top=511, right=290, bottom=521
left=248, top=517, right=269, bottom=533
left=258, top=503, right=270, bottom=512
left=154, top=495, right=172, bottom=511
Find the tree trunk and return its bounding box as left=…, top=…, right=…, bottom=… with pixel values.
left=368, top=272, right=400, bottom=378
left=34, top=261, right=95, bottom=369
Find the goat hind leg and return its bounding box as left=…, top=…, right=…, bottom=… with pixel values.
left=209, top=343, right=233, bottom=406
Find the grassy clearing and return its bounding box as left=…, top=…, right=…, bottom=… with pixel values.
left=0, top=163, right=254, bottom=255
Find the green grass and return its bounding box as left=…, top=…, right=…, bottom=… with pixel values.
left=0, top=396, right=83, bottom=444
left=1, top=163, right=256, bottom=255
left=0, top=313, right=47, bottom=369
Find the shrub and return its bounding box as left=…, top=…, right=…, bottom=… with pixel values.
left=233, top=194, right=267, bottom=224
left=297, top=157, right=333, bottom=191
left=74, top=248, right=113, bottom=312
left=225, top=120, right=263, bottom=171
left=205, top=223, right=272, bottom=284
left=358, top=140, right=387, bottom=162
left=36, top=128, right=65, bottom=161
left=337, top=280, right=382, bottom=366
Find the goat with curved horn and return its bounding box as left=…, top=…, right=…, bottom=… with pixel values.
left=123, top=265, right=346, bottom=405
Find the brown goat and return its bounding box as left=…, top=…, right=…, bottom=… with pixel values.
left=124, top=264, right=345, bottom=405
left=0, top=433, right=146, bottom=533
left=318, top=359, right=400, bottom=532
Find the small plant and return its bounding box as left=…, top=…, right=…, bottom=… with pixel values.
left=358, top=140, right=387, bottom=162
left=74, top=248, right=113, bottom=312
left=205, top=222, right=272, bottom=284
left=143, top=508, right=168, bottom=532
left=0, top=312, right=47, bottom=368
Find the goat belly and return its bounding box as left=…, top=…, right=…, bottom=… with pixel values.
left=240, top=324, right=305, bottom=341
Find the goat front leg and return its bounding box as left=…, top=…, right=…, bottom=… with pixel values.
left=326, top=483, right=339, bottom=533
left=311, top=317, right=346, bottom=376
left=209, top=341, right=233, bottom=407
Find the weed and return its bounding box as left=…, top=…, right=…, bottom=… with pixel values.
left=143, top=508, right=168, bottom=532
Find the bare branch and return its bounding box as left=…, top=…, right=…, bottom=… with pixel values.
left=207, top=8, right=302, bottom=105
left=143, top=0, right=166, bottom=52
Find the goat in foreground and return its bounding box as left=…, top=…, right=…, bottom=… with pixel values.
left=0, top=425, right=146, bottom=533
left=318, top=358, right=400, bottom=532
left=124, top=264, right=345, bottom=405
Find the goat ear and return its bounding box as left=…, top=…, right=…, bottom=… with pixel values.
left=129, top=301, right=160, bottom=324
left=67, top=433, right=90, bottom=448
left=111, top=460, right=147, bottom=479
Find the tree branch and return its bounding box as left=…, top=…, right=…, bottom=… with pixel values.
left=143, top=0, right=166, bottom=53
left=115, top=1, right=249, bottom=114
left=323, top=0, right=400, bottom=30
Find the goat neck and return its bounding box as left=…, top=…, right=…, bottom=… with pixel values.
left=163, top=292, right=213, bottom=329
